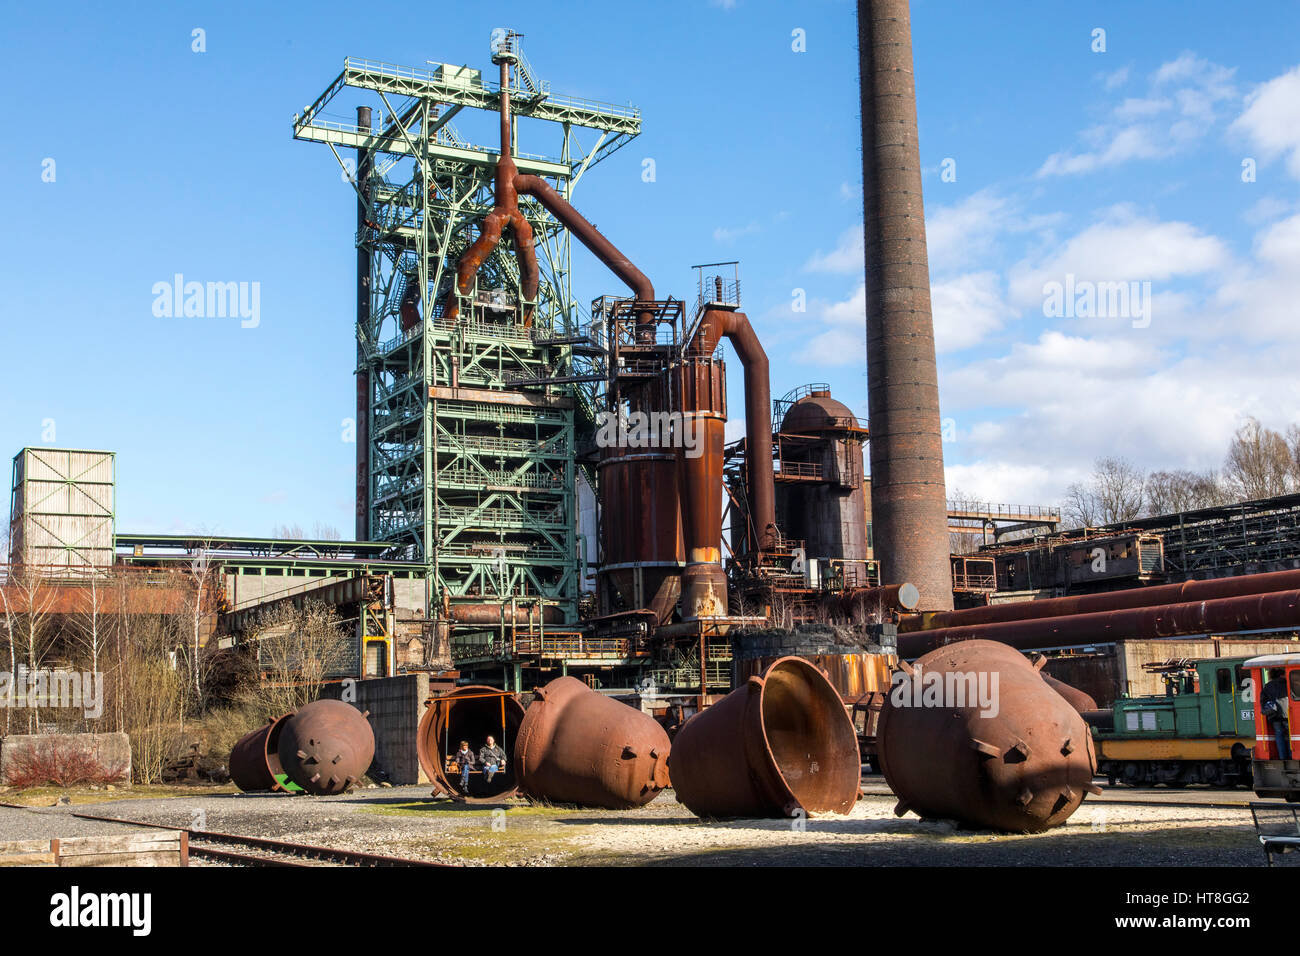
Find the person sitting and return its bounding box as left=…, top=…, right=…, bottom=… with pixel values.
left=479, top=735, right=507, bottom=784
left=454, top=740, right=475, bottom=791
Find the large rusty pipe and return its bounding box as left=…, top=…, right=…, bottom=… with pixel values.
left=443, top=56, right=539, bottom=325
left=446, top=603, right=565, bottom=625
left=899, top=587, right=1300, bottom=658
left=859, top=0, right=953, bottom=612
left=416, top=687, right=526, bottom=800
left=670, top=656, right=861, bottom=818
left=514, top=676, right=671, bottom=809
left=229, top=712, right=293, bottom=793
left=689, top=308, right=776, bottom=552
left=514, top=173, right=656, bottom=341
left=910, top=567, right=1300, bottom=633
left=673, top=359, right=728, bottom=619
left=277, top=699, right=375, bottom=796
left=876, top=639, right=1098, bottom=832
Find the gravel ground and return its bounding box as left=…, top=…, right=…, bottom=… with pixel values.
left=0, top=804, right=160, bottom=842
left=0, top=780, right=1271, bottom=866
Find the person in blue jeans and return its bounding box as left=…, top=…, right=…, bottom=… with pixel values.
left=479, top=735, right=506, bottom=784
left=454, top=740, right=475, bottom=791
left=1262, top=669, right=1292, bottom=761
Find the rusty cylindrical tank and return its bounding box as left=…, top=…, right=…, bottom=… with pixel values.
left=229, top=713, right=294, bottom=793
left=514, top=676, right=670, bottom=809
left=596, top=439, right=683, bottom=625
left=417, top=687, right=526, bottom=800
left=670, top=656, right=861, bottom=818
left=276, top=700, right=375, bottom=796
left=859, top=0, right=953, bottom=612
left=876, top=640, right=1098, bottom=833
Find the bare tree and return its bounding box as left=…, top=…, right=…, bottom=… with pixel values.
left=69, top=567, right=110, bottom=681
left=272, top=522, right=342, bottom=541
left=238, top=601, right=350, bottom=722
left=947, top=487, right=987, bottom=555
left=182, top=545, right=220, bottom=712
left=1144, top=469, right=1228, bottom=516
left=1224, top=417, right=1293, bottom=500
left=1062, top=481, right=1100, bottom=529
left=4, top=566, right=57, bottom=732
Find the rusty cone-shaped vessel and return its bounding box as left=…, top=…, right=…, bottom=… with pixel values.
left=877, top=639, right=1099, bottom=833
left=417, top=686, right=526, bottom=800
left=277, top=699, right=375, bottom=796
left=515, top=677, right=670, bottom=809
left=229, top=713, right=294, bottom=792
left=670, top=656, right=861, bottom=818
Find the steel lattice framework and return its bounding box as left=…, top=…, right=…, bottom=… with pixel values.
left=295, top=48, right=639, bottom=628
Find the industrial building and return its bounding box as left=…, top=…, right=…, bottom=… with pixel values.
left=3, top=3, right=1299, bottom=848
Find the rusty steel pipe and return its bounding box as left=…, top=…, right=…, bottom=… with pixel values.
left=229, top=713, right=293, bottom=793
left=514, top=173, right=656, bottom=341
left=277, top=699, right=375, bottom=796
left=514, top=676, right=671, bottom=809
left=443, top=55, right=539, bottom=325
left=670, top=656, right=861, bottom=818
left=859, top=0, right=953, bottom=612
left=876, top=639, right=1098, bottom=833
left=899, top=587, right=1300, bottom=658
left=840, top=582, right=921, bottom=616
left=672, top=358, right=728, bottom=620
left=690, top=308, right=776, bottom=553
left=446, top=603, right=565, bottom=625
left=416, top=686, right=526, bottom=800
left=910, top=567, right=1300, bottom=633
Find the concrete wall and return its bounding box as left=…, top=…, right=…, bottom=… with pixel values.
left=324, top=674, right=429, bottom=785
left=0, top=732, right=131, bottom=785
left=1116, top=637, right=1300, bottom=699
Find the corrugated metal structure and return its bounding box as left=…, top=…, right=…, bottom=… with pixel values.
left=9, top=448, right=115, bottom=572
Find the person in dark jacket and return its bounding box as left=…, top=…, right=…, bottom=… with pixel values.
left=454, top=740, right=475, bottom=791
left=1262, top=669, right=1291, bottom=761
left=479, top=736, right=506, bottom=784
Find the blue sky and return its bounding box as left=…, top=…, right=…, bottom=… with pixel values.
left=2, top=0, right=1298, bottom=535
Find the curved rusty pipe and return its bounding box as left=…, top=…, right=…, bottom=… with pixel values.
left=442, top=57, right=540, bottom=326
left=690, top=308, right=776, bottom=551
left=514, top=173, right=656, bottom=342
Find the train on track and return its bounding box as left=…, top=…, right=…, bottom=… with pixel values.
left=1090, top=653, right=1300, bottom=800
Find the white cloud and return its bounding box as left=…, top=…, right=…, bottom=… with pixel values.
left=1006, top=207, right=1229, bottom=309
left=1039, top=52, right=1237, bottom=177
left=793, top=284, right=865, bottom=365
left=802, top=227, right=862, bottom=273
left=1102, top=66, right=1131, bottom=91
left=931, top=271, right=1012, bottom=353
left=713, top=222, right=759, bottom=243
left=1231, top=64, right=1300, bottom=178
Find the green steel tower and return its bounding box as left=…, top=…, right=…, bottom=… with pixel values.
left=294, top=36, right=639, bottom=652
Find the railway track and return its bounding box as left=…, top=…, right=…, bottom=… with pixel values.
left=0, top=803, right=445, bottom=867
left=67, top=812, right=449, bottom=867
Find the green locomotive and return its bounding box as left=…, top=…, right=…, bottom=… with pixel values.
left=1091, top=656, right=1255, bottom=788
